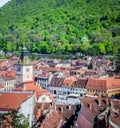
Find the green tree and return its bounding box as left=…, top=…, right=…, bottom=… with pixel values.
left=0, top=110, right=29, bottom=128
left=6, top=42, right=12, bottom=51
left=98, top=43, right=106, bottom=54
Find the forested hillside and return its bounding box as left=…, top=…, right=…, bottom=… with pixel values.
left=0, top=0, right=120, bottom=55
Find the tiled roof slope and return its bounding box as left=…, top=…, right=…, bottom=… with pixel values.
left=56, top=104, right=77, bottom=120
left=75, top=106, right=94, bottom=128
left=0, top=70, right=16, bottom=77
left=62, top=77, right=77, bottom=87
left=86, top=76, right=120, bottom=90
left=40, top=111, right=63, bottom=128
left=34, top=103, right=51, bottom=122
left=81, top=97, right=106, bottom=116
left=49, top=77, right=64, bottom=87
left=0, top=91, right=33, bottom=111
left=0, top=83, right=4, bottom=89
left=74, top=78, right=88, bottom=88
left=111, top=99, right=120, bottom=127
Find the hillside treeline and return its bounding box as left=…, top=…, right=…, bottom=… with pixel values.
left=0, top=0, right=120, bottom=55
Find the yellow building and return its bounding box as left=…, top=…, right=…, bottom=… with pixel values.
left=86, top=76, right=120, bottom=98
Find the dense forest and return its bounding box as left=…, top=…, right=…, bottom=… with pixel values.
left=0, top=0, right=120, bottom=55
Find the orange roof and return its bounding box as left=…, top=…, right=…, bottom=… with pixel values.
left=105, top=76, right=120, bottom=89
left=62, top=77, right=77, bottom=86
left=39, top=67, right=59, bottom=72
left=0, top=91, right=33, bottom=111
left=0, top=83, right=3, bottom=88
left=0, top=61, right=7, bottom=66
left=41, top=111, right=63, bottom=128
left=15, top=86, right=23, bottom=91
left=0, top=71, right=7, bottom=76
left=24, top=81, right=42, bottom=92
left=0, top=84, right=4, bottom=89
left=10, top=56, right=19, bottom=60
left=75, top=106, right=94, bottom=128
left=0, top=70, right=16, bottom=77
left=86, top=78, right=106, bottom=90
left=23, top=81, right=51, bottom=99
left=8, top=70, right=16, bottom=77
left=38, top=73, right=49, bottom=77
left=86, top=76, right=120, bottom=90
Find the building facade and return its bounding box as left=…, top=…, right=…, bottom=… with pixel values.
left=16, top=46, right=33, bottom=86
left=86, top=77, right=120, bottom=98
left=0, top=76, right=15, bottom=90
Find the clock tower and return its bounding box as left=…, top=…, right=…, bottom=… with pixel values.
left=16, top=46, right=33, bottom=86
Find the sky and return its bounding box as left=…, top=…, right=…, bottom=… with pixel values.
left=0, top=0, right=10, bottom=7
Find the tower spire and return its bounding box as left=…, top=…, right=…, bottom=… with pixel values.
left=20, top=46, right=30, bottom=65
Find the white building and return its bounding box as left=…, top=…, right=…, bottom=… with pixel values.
left=48, top=77, right=87, bottom=98
left=0, top=91, right=36, bottom=127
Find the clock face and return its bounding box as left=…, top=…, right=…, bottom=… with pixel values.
left=17, top=67, right=21, bottom=72
left=26, top=68, right=29, bottom=72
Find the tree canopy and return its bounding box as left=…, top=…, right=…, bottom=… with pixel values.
left=0, top=0, right=120, bottom=55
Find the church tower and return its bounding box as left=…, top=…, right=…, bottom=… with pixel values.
left=16, top=46, right=33, bottom=86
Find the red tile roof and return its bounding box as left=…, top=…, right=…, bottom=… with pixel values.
left=86, top=78, right=107, bottom=90
left=56, top=104, right=77, bottom=119
left=0, top=83, right=3, bottom=89
left=0, top=91, right=33, bottom=111
left=34, top=103, right=51, bottom=122
left=16, top=81, right=52, bottom=100
left=15, top=86, right=23, bottom=91
left=10, top=56, right=19, bottom=60
left=7, top=70, right=16, bottom=77
left=75, top=106, right=94, bottom=128
left=49, top=77, right=64, bottom=87
left=0, top=69, right=16, bottom=77
left=109, top=99, right=120, bottom=127
left=81, top=97, right=106, bottom=116
left=40, top=111, right=63, bottom=128
left=2, top=76, right=15, bottom=81
left=86, top=76, right=120, bottom=90
left=38, top=73, right=49, bottom=78
left=0, top=61, right=7, bottom=66
left=62, top=77, right=77, bottom=86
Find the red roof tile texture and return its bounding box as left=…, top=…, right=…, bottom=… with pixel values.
left=86, top=76, right=120, bottom=90
left=62, top=77, right=77, bottom=87
left=0, top=69, right=16, bottom=78
left=34, top=103, right=51, bottom=122
left=16, top=81, right=52, bottom=100
left=81, top=97, right=106, bottom=116
left=75, top=106, right=94, bottom=128
left=110, top=99, right=120, bottom=126
left=0, top=83, right=3, bottom=88
left=0, top=92, right=33, bottom=111
left=40, top=111, right=63, bottom=128
left=56, top=104, right=77, bottom=119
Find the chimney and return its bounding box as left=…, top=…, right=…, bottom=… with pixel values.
left=98, top=98, right=101, bottom=106
left=81, top=102, right=83, bottom=106
left=54, top=104, right=56, bottom=111
left=61, top=107, right=63, bottom=113
left=89, top=103, right=92, bottom=110
left=69, top=105, right=71, bottom=111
